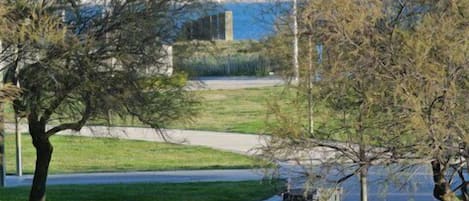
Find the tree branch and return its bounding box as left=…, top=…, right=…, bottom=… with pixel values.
left=45, top=95, right=93, bottom=137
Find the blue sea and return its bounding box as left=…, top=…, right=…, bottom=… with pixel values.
left=73, top=2, right=290, bottom=41
left=222, top=2, right=291, bottom=40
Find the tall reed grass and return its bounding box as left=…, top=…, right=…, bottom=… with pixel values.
left=176, top=53, right=272, bottom=77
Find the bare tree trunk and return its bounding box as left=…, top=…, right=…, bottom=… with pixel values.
left=461, top=149, right=469, bottom=201
left=360, top=166, right=368, bottom=201
left=431, top=160, right=456, bottom=201
left=0, top=131, right=4, bottom=187
left=0, top=103, right=5, bottom=187
left=461, top=183, right=469, bottom=201
left=28, top=122, right=53, bottom=201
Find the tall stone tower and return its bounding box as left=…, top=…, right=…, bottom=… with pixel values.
left=182, top=11, right=234, bottom=41
left=224, top=11, right=233, bottom=41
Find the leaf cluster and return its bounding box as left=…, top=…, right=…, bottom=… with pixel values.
left=0, top=0, right=203, bottom=137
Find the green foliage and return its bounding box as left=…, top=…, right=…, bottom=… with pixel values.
left=140, top=73, right=189, bottom=89
left=0, top=1, right=206, bottom=200
left=387, top=2, right=469, bottom=199
left=0, top=84, right=21, bottom=102
left=0, top=0, right=65, bottom=47
left=0, top=0, right=202, bottom=135
left=259, top=28, right=293, bottom=78
left=264, top=0, right=469, bottom=200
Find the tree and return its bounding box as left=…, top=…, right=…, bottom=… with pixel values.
left=0, top=1, right=205, bottom=200
left=263, top=0, right=469, bottom=201
left=262, top=1, right=414, bottom=201
left=388, top=1, right=469, bottom=200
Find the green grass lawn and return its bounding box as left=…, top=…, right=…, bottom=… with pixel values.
left=169, top=87, right=284, bottom=134
left=4, top=134, right=259, bottom=174
left=0, top=181, right=283, bottom=201
left=95, top=87, right=285, bottom=134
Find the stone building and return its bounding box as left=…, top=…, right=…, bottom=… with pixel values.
left=181, top=11, right=234, bottom=41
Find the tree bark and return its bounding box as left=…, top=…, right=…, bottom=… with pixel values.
left=28, top=122, right=53, bottom=201
left=0, top=130, right=4, bottom=187
left=0, top=103, right=5, bottom=187
left=431, top=160, right=456, bottom=201
left=359, top=166, right=368, bottom=201
left=461, top=183, right=469, bottom=201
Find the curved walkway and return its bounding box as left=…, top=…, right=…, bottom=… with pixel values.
left=6, top=169, right=268, bottom=187
left=5, top=124, right=267, bottom=155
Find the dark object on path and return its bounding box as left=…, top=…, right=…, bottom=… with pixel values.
left=282, top=188, right=314, bottom=201
left=282, top=188, right=342, bottom=201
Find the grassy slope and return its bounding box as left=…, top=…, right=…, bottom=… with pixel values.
left=0, top=181, right=283, bottom=201
left=4, top=134, right=258, bottom=174
left=170, top=87, right=284, bottom=134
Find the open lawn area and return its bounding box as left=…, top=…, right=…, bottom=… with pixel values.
left=170, top=87, right=285, bottom=133
left=0, top=181, right=282, bottom=201
left=4, top=134, right=259, bottom=174
left=5, top=87, right=288, bottom=134
left=89, top=87, right=285, bottom=134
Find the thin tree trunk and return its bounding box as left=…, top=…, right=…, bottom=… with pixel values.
left=292, top=0, right=299, bottom=81
left=461, top=183, right=469, bottom=201
left=0, top=103, right=5, bottom=187
left=431, top=160, right=456, bottom=201
left=28, top=122, right=53, bottom=201
left=0, top=130, right=4, bottom=187
left=457, top=160, right=469, bottom=201
left=360, top=166, right=368, bottom=201
left=462, top=150, right=469, bottom=201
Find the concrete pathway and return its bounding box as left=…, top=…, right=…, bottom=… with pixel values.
left=188, top=76, right=284, bottom=90
left=5, top=169, right=268, bottom=187
left=5, top=124, right=267, bottom=155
